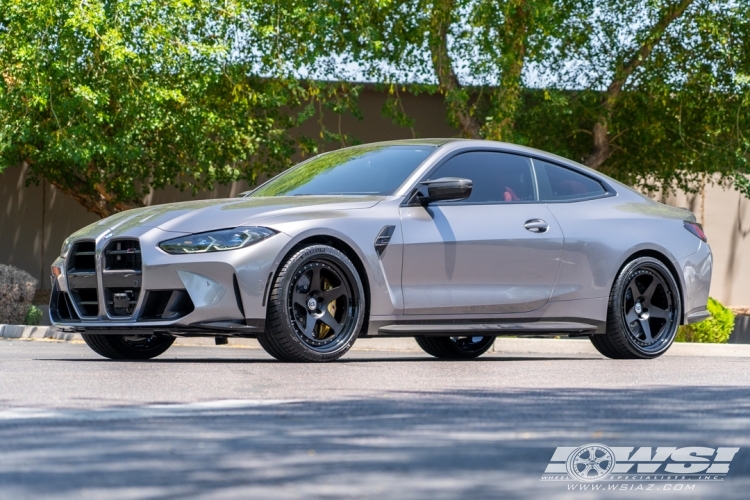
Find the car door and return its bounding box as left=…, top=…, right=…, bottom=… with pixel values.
left=400, top=151, right=564, bottom=315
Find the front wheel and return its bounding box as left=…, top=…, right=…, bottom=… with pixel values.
left=81, top=334, right=175, bottom=360
left=258, top=245, right=365, bottom=362
left=591, top=256, right=681, bottom=359
left=415, top=336, right=495, bottom=359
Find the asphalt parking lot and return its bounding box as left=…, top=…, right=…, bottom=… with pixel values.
left=0, top=339, right=749, bottom=499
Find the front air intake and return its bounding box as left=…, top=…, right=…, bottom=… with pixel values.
left=139, top=290, right=194, bottom=321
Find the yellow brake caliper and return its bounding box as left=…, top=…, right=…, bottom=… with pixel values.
left=316, top=277, right=337, bottom=339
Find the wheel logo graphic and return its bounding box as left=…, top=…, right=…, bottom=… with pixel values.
left=566, top=444, right=615, bottom=481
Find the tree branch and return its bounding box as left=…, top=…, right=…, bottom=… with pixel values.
left=484, top=0, right=529, bottom=141
left=584, top=0, right=695, bottom=169
left=428, top=0, right=481, bottom=138
left=44, top=172, right=144, bottom=219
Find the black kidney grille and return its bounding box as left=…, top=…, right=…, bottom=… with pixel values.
left=103, top=240, right=142, bottom=317
left=69, top=241, right=95, bottom=272
left=105, top=240, right=141, bottom=271
left=65, top=240, right=97, bottom=317
left=60, top=238, right=188, bottom=322
left=72, top=288, right=99, bottom=317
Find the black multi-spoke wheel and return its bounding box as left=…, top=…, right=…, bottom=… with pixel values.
left=289, top=261, right=353, bottom=348
left=591, top=256, right=681, bottom=359
left=81, top=333, right=175, bottom=360
left=258, top=245, right=365, bottom=362
left=416, top=335, right=495, bottom=359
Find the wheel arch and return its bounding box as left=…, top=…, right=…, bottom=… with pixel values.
left=271, top=233, right=372, bottom=335
left=617, top=249, right=686, bottom=325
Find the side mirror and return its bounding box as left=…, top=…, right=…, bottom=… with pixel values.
left=416, top=177, right=473, bottom=204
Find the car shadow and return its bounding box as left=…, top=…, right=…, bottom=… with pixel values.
left=39, top=355, right=600, bottom=364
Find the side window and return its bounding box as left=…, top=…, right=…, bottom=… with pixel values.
left=427, top=152, right=535, bottom=203
left=534, top=160, right=606, bottom=201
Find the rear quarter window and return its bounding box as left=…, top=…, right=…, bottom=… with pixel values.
left=534, top=160, right=606, bottom=201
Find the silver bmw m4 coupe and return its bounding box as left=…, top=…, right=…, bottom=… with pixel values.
left=50, top=139, right=712, bottom=362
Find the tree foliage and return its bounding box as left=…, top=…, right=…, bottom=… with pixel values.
left=304, top=0, right=750, bottom=196
left=0, top=0, right=357, bottom=217
left=538, top=0, right=750, bottom=194
left=1, top=0, right=748, bottom=217
left=677, top=297, right=735, bottom=343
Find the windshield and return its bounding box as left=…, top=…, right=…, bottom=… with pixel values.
left=250, top=145, right=436, bottom=197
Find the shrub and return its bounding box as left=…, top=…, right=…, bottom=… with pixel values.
left=0, top=264, right=38, bottom=325
left=676, top=297, right=735, bottom=343
left=24, top=305, right=43, bottom=326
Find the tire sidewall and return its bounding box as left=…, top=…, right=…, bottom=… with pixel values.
left=447, top=336, right=495, bottom=358
left=415, top=336, right=495, bottom=359
left=82, top=333, right=175, bottom=360
left=275, top=245, right=365, bottom=361
left=114, top=335, right=175, bottom=358
left=612, top=257, right=681, bottom=358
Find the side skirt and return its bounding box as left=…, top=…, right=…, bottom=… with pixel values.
left=375, top=320, right=599, bottom=337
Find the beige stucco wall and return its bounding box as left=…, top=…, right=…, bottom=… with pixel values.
left=0, top=89, right=748, bottom=307
left=659, top=182, right=750, bottom=308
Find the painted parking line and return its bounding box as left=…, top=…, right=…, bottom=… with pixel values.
left=0, top=399, right=298, bottom=422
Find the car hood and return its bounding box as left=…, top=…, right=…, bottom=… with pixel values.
left=73, top=196, right=384, bottom=238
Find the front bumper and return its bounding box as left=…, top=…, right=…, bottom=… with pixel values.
left=50, top=227, right=291, bottom=334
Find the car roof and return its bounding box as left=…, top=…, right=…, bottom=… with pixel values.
left=365, top=138, right=578, bottom=164
left=346, top=138, right=468, bottom=147
left=364, top=138, right=627, bottom=189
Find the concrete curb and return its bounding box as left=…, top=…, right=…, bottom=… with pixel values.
left=3, top=325, right=750, bottom=357
left=0, top=325, right=81, bottom=341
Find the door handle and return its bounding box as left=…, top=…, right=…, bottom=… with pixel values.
left=524, top=219, right=549, bottom=233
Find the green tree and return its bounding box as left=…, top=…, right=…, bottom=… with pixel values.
left=317, top=0, right=749, bottom=195
left=0, top=0, right=355, bottom=217
left=536, top=0, right=750, bottom=194
left=317, top=0, right=561, bottom=142
left=3, top=0, right=748, bottom=217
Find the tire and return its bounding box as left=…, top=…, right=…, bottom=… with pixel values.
left=415, top=336, right=495, bottom=360
left=591, top=256, right=681, bottom=359
left=81, top=333, right=175, bottom=360
left=258, top=244, right=365, bottom=362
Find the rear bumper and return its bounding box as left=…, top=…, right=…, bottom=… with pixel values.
left=686, top=308, right=711, bottom=325
left=675, top=241, right=712, bottom=325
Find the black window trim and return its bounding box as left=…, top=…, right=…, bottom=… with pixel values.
left=403, top=147, right=617, bottom=207
left=404, top=148, right=539, bottom=207
left=529, top=157, right=615, bottom=203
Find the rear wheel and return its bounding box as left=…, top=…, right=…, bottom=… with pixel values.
left=591, top=256, right=681, bottom=359
left=415, top=336, right=495, bottom=359
left=81, top=334, right=175, bottom=360
left=258, top=245, right=365, bottom=362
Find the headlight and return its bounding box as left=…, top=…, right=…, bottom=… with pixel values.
left=60, top=239, right=72, bottom=258
left=159, top=227, right=276, bottom=254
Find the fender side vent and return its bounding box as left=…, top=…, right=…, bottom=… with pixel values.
left=374, top=225, right=396, bottom=255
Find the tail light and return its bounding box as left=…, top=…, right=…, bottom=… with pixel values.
left=684, top=221, right=707, bottom=242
